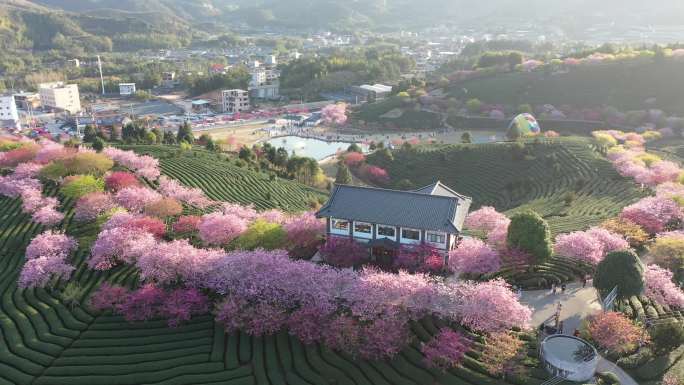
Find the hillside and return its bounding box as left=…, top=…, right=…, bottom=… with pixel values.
left=0, top=144, right=549, bottom=385
left=120, top=145, right=327, bottom=212
left=0, top=0, right=195, bottom=52
left=448, top=59, right=684, bottom=115
left=367, top=137, right=648, bottom=234
left=11, top=0, right=684, bottom=32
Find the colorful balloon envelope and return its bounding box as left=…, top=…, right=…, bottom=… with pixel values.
left=507, top=113, right=541, bottom=139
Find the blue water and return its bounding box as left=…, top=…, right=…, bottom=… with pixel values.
left=265, top=136, right=368, bottom=160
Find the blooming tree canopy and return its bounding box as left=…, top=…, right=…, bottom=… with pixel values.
left=644, top=264, right=684, bottom=308
left=321, top=103, right=348, bottom=126
left=621, top=196, right=682, bottom=234
left=449, top=237, right=501, bottom=274
left=554, top=227, right=628, bottom=264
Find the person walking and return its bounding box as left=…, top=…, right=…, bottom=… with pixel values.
left=582, top=275, right=587, bottom=288
left=551, top=283, right=557, bottom=295
left=561, top=283, right=567, bottom=293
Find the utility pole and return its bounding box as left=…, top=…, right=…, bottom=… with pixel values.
left=97, top=55, right=105, bottom=95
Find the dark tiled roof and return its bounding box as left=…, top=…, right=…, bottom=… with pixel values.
left=316, top=181, right=471, bottom=233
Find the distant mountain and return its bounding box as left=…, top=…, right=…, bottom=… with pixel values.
left=0, top=0, right=199, bottom=52
left=3, top=0, right=684, bottom=52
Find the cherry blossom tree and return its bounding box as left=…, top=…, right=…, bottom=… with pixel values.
left=644, top=264, right=684, bottom=308
left=395, top=244, right=445, bottom=273
left=621, top=196, right=682, bottom=234
left=321, top=103, right=348, bottom=126
left=115, top=186, right=162, bottom=212
left=319, top=236, right=368, bottom=267
left=19, top=231, right=78, bottom=289
left=158, top=176, right=213, bottom=208
left=342, top=152, right=365, bottom=167
left=172, top=215, right=201, bottom=234
left=104, top=171, right=140, bottom=191
left=585, top=312, right=647, bottom=355
left=89, top=227, right=158, bottom=270
left=283, top=212, right=324, bottom=249
left=454, top=279, right=532, bottom=333
left=25, top=231, right=77, bottom=260
left=103, top=147, right=160, bottom=180
left=89, top=283, right=130, bottom=312
left=554, top=227, right=628, bottom=265
left=198, top=212, right=249, bottom=246
left=144, top=197, right=183, bottom=219
left=74, top=192, right=117, bottom=222
left=161, top=288, right=209, bottom=327
left=421, top=328, right=471, bottom=371
left=464, top=206, right=510, bottom=249
left=449, top=237, right=501, bottom=274
left=18, top=256, right=75, bottom=289
left=116, top=284, right=166, bottom=322
left=479, top=331, right=527, bottom=377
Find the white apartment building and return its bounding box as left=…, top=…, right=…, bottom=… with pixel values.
left=119, top=83, right=136, bottom=96
left=38, top=82, right=82, bottom=114
left=220, top=89, right=250, bottom=113
left=0, top=95, right=21, bottom=131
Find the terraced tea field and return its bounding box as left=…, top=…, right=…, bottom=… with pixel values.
left=0, top=153, right=547, bottom=384
left=372, top=137, right=648, bottom=234
left=121, top=145, right=327, bottom=212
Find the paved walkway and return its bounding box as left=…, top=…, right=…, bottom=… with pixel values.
left=519, top=282, right=603, bottom=333
left=519, top=282, right=638, bottom=385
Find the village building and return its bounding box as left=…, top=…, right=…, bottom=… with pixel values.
left=38, top=82, right=81, bottom=114
left=316, top=181, right=471, bottom=264
left=0, top=95, right=21, bottom=131
left=118, top=83, right=137, bottom=96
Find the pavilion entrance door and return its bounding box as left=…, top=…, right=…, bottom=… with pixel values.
left=372, top=246, right=395, bottom=270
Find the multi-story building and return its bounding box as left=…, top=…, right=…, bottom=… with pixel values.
left=249, top=68, right=280, bottom=100
left=162, top=72, right=176, bottom=88
left=220, top=89, right=250, bottom=113
left=0, top=95, right=21, bottom=131
left=38, top=82, right=82, bottom=114
left=13, top=92, right=41, bottom=110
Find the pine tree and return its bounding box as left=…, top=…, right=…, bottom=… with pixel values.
left=335, top=163, right=353, bottom=185
left=177, top=121, right=194, bottom=144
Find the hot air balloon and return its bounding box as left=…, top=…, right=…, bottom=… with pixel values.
left=507, top=113, right=541, bottom=140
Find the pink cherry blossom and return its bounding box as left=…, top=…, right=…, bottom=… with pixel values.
left=74, top=192, right=117, bottom=222
left=89, top=283, right=130, bottom=312
left=621, top=196, right=682, bottom=234
left=103, top=147, right=160, bottom=180
left=198, top=212, right=249, bottom=246
left=34, top=141, right=70, bottom=164
left=284, top=212, right=324, bottom=249
left=454, top=278, right=532, bottom=333
left=18, top=256, right=75, bottom=289
left=554, top=227, right=628, bottom=265
left=172, top=215, right=201, bottom=234
left=644, top=264, right=684, bottom=308
left=115, top=284, right=166, bottom=322
left=161, top=288, right=209, bottom=328
left=89, top=227, right=158, bottom=270
left=321, top=103, right=348, bottom=125
left=220, top=202, right=258, bottom=221
left=656, top=182, right=684, bottom=200
left=421, top=328, right=471, bottom=371
left=158, top=176, right=213, bottom=208
left=449, top=237, right=501, bottom=274
left=13, top=163, right=44, bottom=179
left=104, top=171, right=140, bottom=191
left=115, top=186, right=162, bottom=212
left=25, top=231, right=77, bottom=260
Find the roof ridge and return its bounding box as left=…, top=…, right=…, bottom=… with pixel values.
left=334, top=183, right=463, bottom=202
